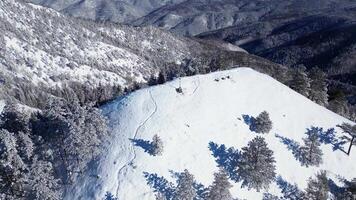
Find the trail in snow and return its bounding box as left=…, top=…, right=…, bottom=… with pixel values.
left=190, top=76, right=200, bottom=95
left=115, top=89, right=158, bottom=197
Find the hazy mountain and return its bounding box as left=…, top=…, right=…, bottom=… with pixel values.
left=26, top=0, right=185, bottom=22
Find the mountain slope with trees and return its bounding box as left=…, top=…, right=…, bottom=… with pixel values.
left=68, top=68, right=356, bottom=200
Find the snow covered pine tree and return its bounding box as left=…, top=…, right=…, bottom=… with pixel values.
left=299, top=130, right=323, bottom=167
left=308, top=67, right=328, bottom=106
left=207, top=168, right=233, bottom=200
left=237, top=136, right=276, bottom=191
left=174, top=169, right=196, bottom=200
left=304, top=171, right=329, bottom=200
left=289, top=65, right=311, bottom=97
left=151, top=134, right=164, bottom=156
left=253, top=111, right=273, bottom=134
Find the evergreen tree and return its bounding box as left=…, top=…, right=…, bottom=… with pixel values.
left=328, top=90, right=349, bottom=117
left=308, top=67, right=328, bottom=106
left=206, top=168, right=233, bottom=200
left=151, top=134, right=164, bottom=156
left=253, top=111, right=273, bottom=134
left=299, top=130, right=323, bottom=167
left=289, top=65, right=311, bottom=97
left=0, top=103, right=28, bottom=133
left=174, top=169, right=196, bottom=200
left=157, top=71, right=167, bottom=85
left=337, top=123, right=356, bottom=155
left=237, top=136, right=276, bottom=191
left=304, top=171, right=329, bottom=200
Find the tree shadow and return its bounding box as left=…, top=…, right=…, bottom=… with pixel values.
left=305, top=127, right=347, bottom=153
left=242, top=114, right=257, bottom=132
left=276, top=175, right=304, bottom=200
left=143, top=172, right=175, bottom=199
left=208, top=142, right=241, bottom=182
left=143, top=170, right=208, bottom=199
left=275, top=134, right=303, bottom=162
left=328, top=178, right=349, bottom=198
left=130, top=138, right=155, bottom=155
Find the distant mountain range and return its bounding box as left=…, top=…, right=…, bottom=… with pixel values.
left=24, top=0, right=356, bottom=116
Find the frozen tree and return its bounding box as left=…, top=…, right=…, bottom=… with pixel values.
left=237, top=136, right=276, bottom=191
left=151, top=134, right=164, bottom=156
left=253, top=111, right=273, bottom=134
left=299, top=130, right=323, bottom=167
left=289, top=65, right=311, bottom=97
left=206, top=168, right=233, bottom=200
left=328, top=90, right=349, bottom=118
left=30, top=98, right=108, bottom=183
left=304, top=171, right=329, bottom=200
left=17, top=132, right=34, bottom=161
left=0, top=129, right=27, bottom=199
left=0, top=103, right=28, bottom=133
left=337, top=123, right=356, bottom=155
left=29, top=156, right=61, bottom=200
left=157, top=71, right=167, bottom=85
left=174, top=169, right=196, bottom=200
left=308, top=67, right=328, bottom=106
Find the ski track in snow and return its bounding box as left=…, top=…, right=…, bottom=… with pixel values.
left=115, top=89, right=158, bottom=197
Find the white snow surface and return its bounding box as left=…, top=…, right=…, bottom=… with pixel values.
left=67, top=68, right=355, bottom=200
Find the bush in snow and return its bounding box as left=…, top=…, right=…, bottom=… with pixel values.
left=252, top=111, right=273, bottom=134
left=206, top=168, right=233, bottom=200
left=304, top=171, right=329, bottom=200
left=174, top=169, right=196, bottom=200
left=299, top=130, right=323, bottom=167
left=151, top=134, right=164, bottom=156
left=237, top=136, right=276, bottom=191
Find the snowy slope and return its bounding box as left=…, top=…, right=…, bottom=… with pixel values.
left=66, top=68, right=355, bottom=200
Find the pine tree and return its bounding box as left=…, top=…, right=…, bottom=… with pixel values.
left=299, top=130, right=323, bottom=167
left=337, top=123, right=356, bottom=155
left=157, top=71, right=167, bottom=85
left=304, top=171, right=329, bottom=200
left=0, top=103, right=28, bottom=133
left=289, top=65, right=311, bottom=97
left=206, top=168, right=233, bottom=200
left=151, top=134, right=164, bottom=156
left=237, top=136, right=276, bottom=191
left=253, top=111, right=273, bottom=134
left=308, top=67, right=328, bottom=106
left=328, top=90, right=349, bottom=117
left=174, top=169, right=196, bottom=200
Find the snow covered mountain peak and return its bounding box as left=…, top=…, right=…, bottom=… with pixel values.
left=67, top=68, right=355, bottom=200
